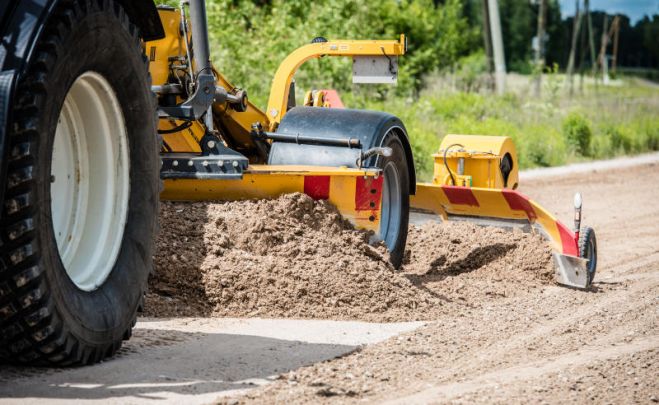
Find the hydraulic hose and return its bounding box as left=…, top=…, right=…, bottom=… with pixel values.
left=443, top=143, right=464, bottom=186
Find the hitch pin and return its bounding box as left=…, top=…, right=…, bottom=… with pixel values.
left=573, top=192, right=582, bottom=242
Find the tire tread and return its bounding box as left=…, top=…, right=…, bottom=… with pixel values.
left=0, top=0, right=153, bottom=366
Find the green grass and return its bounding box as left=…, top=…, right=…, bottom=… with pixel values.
left=342, top=77, right=659, bottom=181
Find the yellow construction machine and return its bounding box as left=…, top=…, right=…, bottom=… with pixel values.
left=149, top=5, right=596, bottom=289
left=0, top=0, right=596, bottom=366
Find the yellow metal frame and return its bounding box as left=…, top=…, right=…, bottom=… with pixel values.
left=265, top=35, right=406, bottom=130
left=411, top=184, right=577, bottom=255
left=410, top=134, right=579, bottom=257
left=432, top=134, right=519, bottom=189
left=162, top=165, right=384, bottom=232
left=147, top=9, right=406, bottom=234
left=147, top=9, right=406, bottom=151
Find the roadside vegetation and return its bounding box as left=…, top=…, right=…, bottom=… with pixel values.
left=346, top=76, right=659, bottom=180
left=161, top=0, right=659, bottom=180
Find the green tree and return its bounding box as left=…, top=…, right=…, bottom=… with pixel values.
left=159, top=0, right=478, bottom=107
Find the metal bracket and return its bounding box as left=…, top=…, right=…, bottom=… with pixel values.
left=160, top=143, right=249, bottom=180
left=352, top=55, right=398, bottom=84
left=158, top=72, right=216, bottom=120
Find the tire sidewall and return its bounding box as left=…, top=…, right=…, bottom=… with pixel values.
left=378, top=133, right=410, bottom=268
left=580, top=228, right=597, bottom=285
left=36, top=6, right=157, bottom=343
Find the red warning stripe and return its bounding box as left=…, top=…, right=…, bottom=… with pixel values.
left=501, top=189, right=537, bottom=220
left=355, top=176, right=383, bottom=211
left=556, top=221, right=579, bottom=256
left=441, top=186, right=479, bottom=207
left=320, top=89, right=345, bottom=108
left=304, top=176, right=330, bottom=200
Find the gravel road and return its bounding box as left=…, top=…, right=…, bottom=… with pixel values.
left=236, top=157, right=659, bottom=404
left=0, top=155, right=657, bottom=404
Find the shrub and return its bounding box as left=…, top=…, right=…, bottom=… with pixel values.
left=562, top=112, right=592, bottom=156
left=603, top=124, right=633, bottom=153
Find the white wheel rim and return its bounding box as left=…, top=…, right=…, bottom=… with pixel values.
left=51, top=71, right=130, bottom=292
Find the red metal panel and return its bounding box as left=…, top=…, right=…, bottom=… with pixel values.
left=355, top=176, right=383, bottom=211
left=304, top=176, right=331, bottom=200
left=441, top=186, right=480, bottom=207
left=320, top=89, right=345, bottom=108
left=556, top=221, right=579, bottom=256
left=501, top=189, right=537, bottom=220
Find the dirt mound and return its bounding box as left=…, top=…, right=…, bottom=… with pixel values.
left=404, top=222, right=555, bottom=301
left=146, top=194, right=554, bottom=321
left=148, top=194, right=439, bottom=321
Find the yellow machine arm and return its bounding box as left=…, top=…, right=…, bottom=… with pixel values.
left=411, top=135, right=594, bottom=289
left=147, top=7, right=595, bottom=288
left=266, top=35, right=406, bottom=130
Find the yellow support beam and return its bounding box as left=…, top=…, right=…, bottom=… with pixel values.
left=265, top=35, right=406, bottom=130
left=411, top=183, right=579, bottom=257
left=161, top=165, right=384, bottom=232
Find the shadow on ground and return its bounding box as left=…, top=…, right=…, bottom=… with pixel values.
left=0, top=327, right=355, bottom=402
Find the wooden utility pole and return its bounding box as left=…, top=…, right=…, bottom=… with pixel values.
left=597, top=15, right=620, bottom=83
left=578, top=5, right=588, bottom=92
left=611, top=16, right=620, bottom=74
left=488, top=0, right=506, bottom=95
left=598, top=15, right=609, bottom=68
left=595, top=14, right=609, bottom=84
left=585, top=0, right=596, bottom=78
left=533, top=0, right=547, bottom=97
left=566, top=0, right=582, bottom=95
left=482, top=0, right=494, bottom=75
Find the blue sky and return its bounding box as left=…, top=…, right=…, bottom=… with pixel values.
left=559, top=0, right=659, bottom=22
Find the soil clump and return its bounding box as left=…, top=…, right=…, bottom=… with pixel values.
left=146, top=194, right=554, bottom=320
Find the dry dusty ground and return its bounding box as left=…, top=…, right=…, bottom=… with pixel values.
left=0, top=155, right=657, bottom=404
left=230, top=159, right=659, bottom=405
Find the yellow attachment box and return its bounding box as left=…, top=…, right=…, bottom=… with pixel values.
left=434, top=134, right=519, bottom=190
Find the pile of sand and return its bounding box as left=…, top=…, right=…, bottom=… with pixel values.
left=403, top=222, right=554, bottom=301
left=146, top=194, right=554, bottom=321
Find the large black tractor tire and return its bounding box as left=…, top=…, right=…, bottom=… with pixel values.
left=378, top=134, right=410, bottom=269
left=0, top=0, right=159, bottom=365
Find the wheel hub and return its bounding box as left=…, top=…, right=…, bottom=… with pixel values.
left=51, top=72, right=130, bottom=291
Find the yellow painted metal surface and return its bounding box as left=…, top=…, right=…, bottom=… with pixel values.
left=411, top=133, right=579, bottom=258
left=146, top=10, right=405, bottom=153
left=160, top=120, right=205, bottom=153
left=211, top=70, right=269, bottom=153
left=266, top=35, right=406, bottom=130
left=433, top=135, right=519, bottom=189
left=162, top=165, right=383, bottom=232
left=146, top=9, right=185, bottom=87
left=412, top=184, right=522, bottom=219
left=146, top=9, right=269, bottom=155
left=411, top=183, right=574, bottom=255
